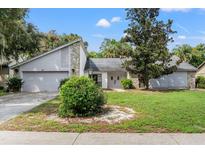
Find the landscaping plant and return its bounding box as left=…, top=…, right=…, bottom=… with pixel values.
left=196, top=76, right=205, bottom=88
left=58, top=78, right=69, bottom=89
left=59, top=76, right=106, bottom=117
left=121, top=79, right=133, bottom=89
left=6, top=76, right=23, bottom=92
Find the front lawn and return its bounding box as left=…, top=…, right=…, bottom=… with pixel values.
left=1, top=90, right=205, bottom=133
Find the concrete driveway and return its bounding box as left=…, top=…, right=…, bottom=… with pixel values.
left=0, top=92, right=57, bottom=123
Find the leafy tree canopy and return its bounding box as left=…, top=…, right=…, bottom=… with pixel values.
left=123, top=8, right=176, bottom=89
left=88, top=51, right=103, bottom=58
left=99, top=38, right=133, bottom=58
left=173, top=44, right=205, bottom=67
left=40, top=31, right=82, bottom=53
left=0, top=9, right=42, bottom=61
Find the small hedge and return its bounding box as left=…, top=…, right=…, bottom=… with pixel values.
left=121, top=79, right=133, bottom=89
left=6, top=76, right=23, bottom=92
left=196, top=76, right=205, bottom=89
left=59, top=76, right=106, bottom=117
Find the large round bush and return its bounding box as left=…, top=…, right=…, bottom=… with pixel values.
left=59, top=76, right=106, bottom=117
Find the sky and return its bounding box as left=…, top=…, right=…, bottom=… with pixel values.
left=26, top=8, right=205, bottom=52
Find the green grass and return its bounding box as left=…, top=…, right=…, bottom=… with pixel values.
left=1, top=90, right=205, bottom=133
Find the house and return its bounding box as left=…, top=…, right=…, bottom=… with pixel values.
left=196, top=61, right=205, bottom=77
left=149, top=56, right=197, bottom=89
left=11, top=39, right=197, bottom=92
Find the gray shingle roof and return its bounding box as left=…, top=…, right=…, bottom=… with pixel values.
left=85, top=58, right=126, bottom=72
left=85, top=56, right=197, bottom=72
left=170, top=55, right=197, bottom=72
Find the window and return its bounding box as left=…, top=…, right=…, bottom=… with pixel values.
left=117, top=76, right=120, bottom=80
left=89, top=74, right=102, bottom=87
left=111, top=76, right=113, bottom=80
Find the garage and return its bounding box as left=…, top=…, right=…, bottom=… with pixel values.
left=149, top=72, right=188, bottom=89
left=22, top=71, right=69, bottom=92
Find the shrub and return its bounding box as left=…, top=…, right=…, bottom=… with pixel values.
left=59, top=76, right=106, bottom=117
left=0, top=86, right=4, bottom=91
left=196, top=76, right=205, bottom=89
left=58, top=78, right=69, bottom=89
left=121, top=79, right=133, bottom=89
left=6, top=76, right=23, bottom=92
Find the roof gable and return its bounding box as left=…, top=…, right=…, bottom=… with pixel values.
left=11, top=39, right=82, bottom=68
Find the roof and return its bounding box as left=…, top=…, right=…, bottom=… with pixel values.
left=170, top=55, right=197, bottom=72
left=10, top=39, right=83, bottom=69
left=85, top=58, right=126, bottom=72
left=85, top=56, right=197, bottom=72
left=198, top=61, right=205, bottom=70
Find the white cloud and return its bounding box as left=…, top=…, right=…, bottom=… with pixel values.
left=176, top=23, right=189, bottom=34
left=161, top=8, right=191, bottom=13
left=175, top=35, right=205, bottom=41
left=189, top=36, right=205, bottom=40
left=111, top=17, right=121, bottom=23
left=92, top=34, right=105, bottom=38
left=96, top=18, right=111, bottom=28
left=177, top=35, right=186, bottom=40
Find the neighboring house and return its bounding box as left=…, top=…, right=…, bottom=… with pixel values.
left=196, top=61, right=205, bottom=77
left=150, top=56, right=197, bottom=89
left=11, top=39, right=197, bottom=92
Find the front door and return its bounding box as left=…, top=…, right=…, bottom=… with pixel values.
left=108, top=72, right=126, bottom=89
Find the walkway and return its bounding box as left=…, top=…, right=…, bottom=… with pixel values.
left=0, top=131, right=205, bottom=145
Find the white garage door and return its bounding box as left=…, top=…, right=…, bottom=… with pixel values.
left=22, top=71, right=69, bottom=92
left=149, top=72, right=188, bottom=89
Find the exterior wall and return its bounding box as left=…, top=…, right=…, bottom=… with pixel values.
left=196, top=65, right=205, bottom=77
left=102, top=72, right=108, bottom=89
left=127, top=72, right=139, bottom=88
left=79, top=45, right=87, bottom=76
left=187, top=72, right=196, bottom=89
left=20, top=46, right=70, bottom=72
left=70, top=42, right=80, bottom=76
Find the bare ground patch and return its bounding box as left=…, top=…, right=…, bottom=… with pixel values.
left=47, top=105, right=136, bottom=124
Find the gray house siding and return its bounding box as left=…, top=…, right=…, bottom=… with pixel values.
left=19, top=46, right=70, bottom=72
left=13, top=40, right=87, bottom=92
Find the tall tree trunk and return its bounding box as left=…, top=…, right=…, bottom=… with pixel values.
left=145, top=79, right=149, bottom=90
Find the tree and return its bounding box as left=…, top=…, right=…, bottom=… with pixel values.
left=123, top=8, right=176, bottom=89
left=0, top=9, right=42, bottom=61
left=40, top=31, right=81, bottom=53
left=172, top=44, right=192, bottom=62
left=100, top=38, right=132, bottom=58
left=88, top=51, right=103, bottom=58
left=173, top=44, right=205, bottom=67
